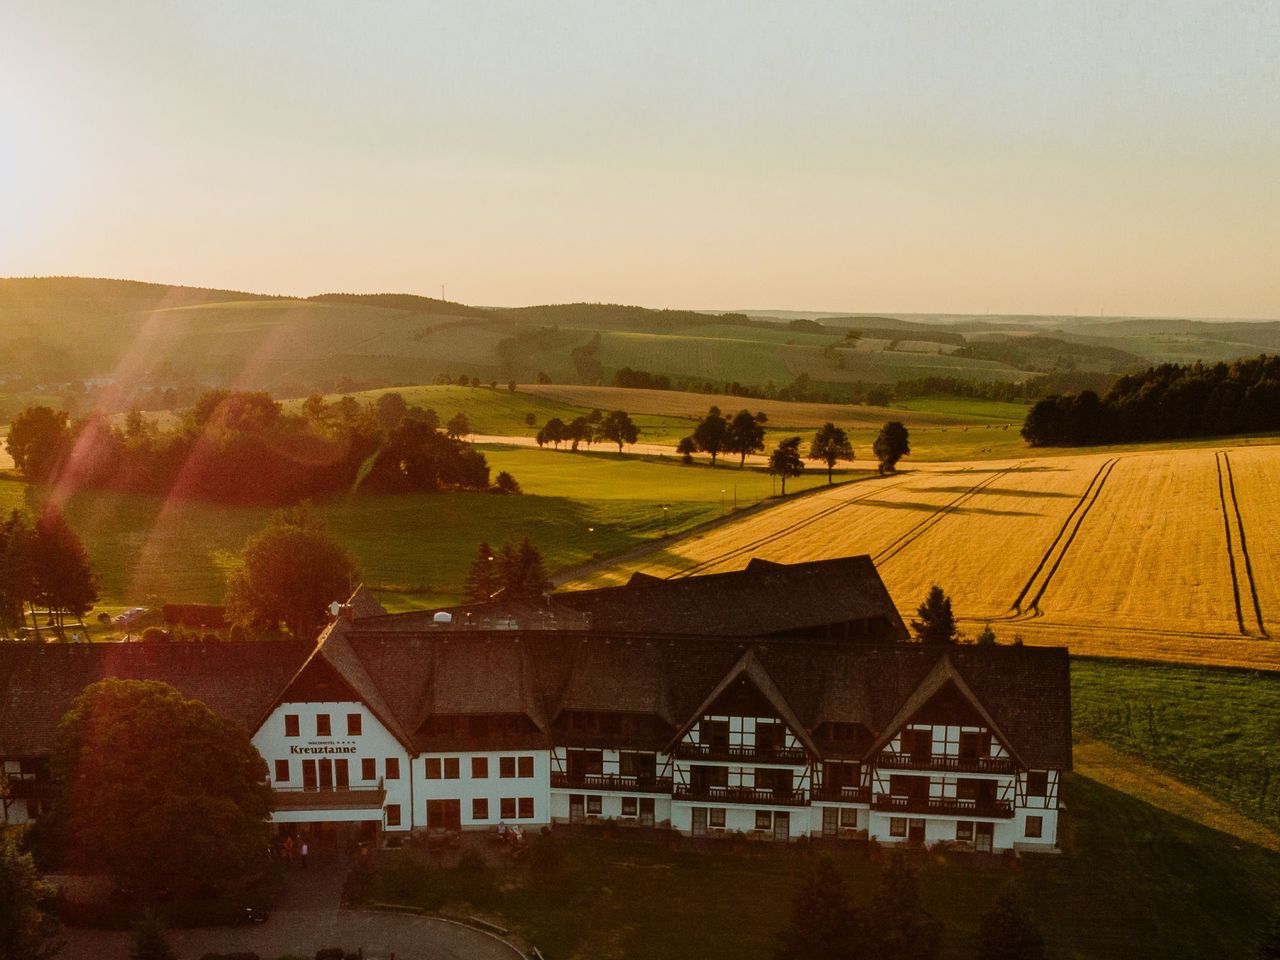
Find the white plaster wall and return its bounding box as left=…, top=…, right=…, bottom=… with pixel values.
left=413, top=750, right=552, bottom=830
left=253, top=701, right=412, bottom=831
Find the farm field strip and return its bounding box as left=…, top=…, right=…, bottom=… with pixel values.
left=1009, top=457, right=1118, bottom=612
left=669, top=474, right=917, bottom=579
left=1022, top=457, right=1119, bottom=614
left=1220, top=451, right=1267, bottom=636
left=870, top=463, right=1028, bottom=566
left=1219, top=446, right=1280, bottom=637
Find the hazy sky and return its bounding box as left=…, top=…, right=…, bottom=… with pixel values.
left=2, top=1, right=1277, bottom=317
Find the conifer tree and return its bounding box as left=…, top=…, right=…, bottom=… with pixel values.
left=464, top=542, right=501, bottom=602
left=910, top=585, right=958, bottom=645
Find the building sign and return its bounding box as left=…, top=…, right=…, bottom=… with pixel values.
left=290, top=741, right=357, bottom=755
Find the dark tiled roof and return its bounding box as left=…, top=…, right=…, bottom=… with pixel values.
left=552, top=556, right=909, bottom=640
left=0, top=640, right=310, bottom=757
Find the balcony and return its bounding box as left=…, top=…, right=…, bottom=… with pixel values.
left=871, top=794, right=1014, bottom=819
left=811, top=784, right=871, bottom=804
left=673, top=785, right=809, bottom=807
left=876, top=753, right=1015, bottom=775
left=551, top=773, right=673, bottom=794
left=273, top=784, right=386, bottom=811
left=674, top=742, right=809, bottom=765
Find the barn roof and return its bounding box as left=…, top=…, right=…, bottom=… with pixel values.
left=552, top=555, right=909, bottom=640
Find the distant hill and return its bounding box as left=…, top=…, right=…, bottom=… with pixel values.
left=3, top=276, right=1275, bottom=423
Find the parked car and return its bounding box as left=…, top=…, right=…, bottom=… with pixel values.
left=112, top=607, right=148, bottom=626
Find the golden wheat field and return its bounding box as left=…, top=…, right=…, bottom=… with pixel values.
left=564, top=442, right=1280, bottom=669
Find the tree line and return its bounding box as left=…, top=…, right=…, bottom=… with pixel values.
left=0, top=510, right=98, bottom=640
left=1021, top=355, right=1280, bottom=446
left=536, top=409, right=639, bottom=452
left=5, top=390, right=508, bottom=505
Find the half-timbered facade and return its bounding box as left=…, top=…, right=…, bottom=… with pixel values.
left=0, top=556, right=1071, bottom=853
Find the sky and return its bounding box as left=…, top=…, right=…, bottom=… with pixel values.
left=1, top=1, right=1277, bottom=318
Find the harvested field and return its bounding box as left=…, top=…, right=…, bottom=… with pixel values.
left=564, top=443, right=1280, bottom=670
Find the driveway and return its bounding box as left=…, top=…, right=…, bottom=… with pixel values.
left=57, top=857, right=525, bottom=960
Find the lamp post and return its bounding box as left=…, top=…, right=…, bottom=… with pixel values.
left=662, top=504, right=669, bottom=537
left=721, top=489, right=726, bottom=514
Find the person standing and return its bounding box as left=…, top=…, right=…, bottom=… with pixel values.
left=300, top=838, right=309, bottom=869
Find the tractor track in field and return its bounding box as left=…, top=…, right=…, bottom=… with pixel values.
left=1005, top=456, right=1119, bottom=620
left=870, top=462, right=1029, bottom=566
left=1006, top=457, right=1118, bottom=615
left=1219, top=451, right=1267, bottom=637
left=667, top=473, right=917, bottom=579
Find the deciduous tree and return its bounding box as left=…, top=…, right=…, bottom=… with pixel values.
left=727, top=410, right=767, bottom=466
left=768, top=437, right=805, bottom=494
left=31, top=510, right=98, bottom=637
left=0, top=831, right=59, bottom=960
left=0, top=511, right=37, bottom=639
left=445, top=412, right=471, bottom=439
left=808, top=422, right=854, bottom=483
left=773, top=857, right=861, bottom=960
left=225, top=504, right=360, bottom=639
left=910, top=585, right=958, bottom=645
left=873, top=421, right=911, bottom=474
left=46, top=679, right=273, bottom=901
left=5, top=406, right=70, bottom=481
left=601, top=410, right=639, bottom=452
left=692, top=408, right=730, bottom=464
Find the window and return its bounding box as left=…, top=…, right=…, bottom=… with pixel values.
left=284, top=714, right=299, bottom=737
left=361, top=758, right=376, bottom=781
left=444, top=758, right=460, bottom=779
left=1025, top=815, right=1043, bottom=839
left=755, top=810, right=772, bottom=831
left=956, top=821, right=974, bottom=842
left=425, top=758, right=441, bottom=779
left=274, top=759, right=289, bottom=782
left=839, top=808, right=857, bottom=828
left=347, top=713, right=362, bottom=736
left=385, top=757, right=400, bottom=780
left=621, top=797, right=638, bottom=817
left=518, top=797, right=534, bottom=819
left=709, top=808, right=726, bottom=828
left=386, top=804, right=401, bottom=827
left=316, top=714, right=331, bottom=737
left=500, top=756, right=516, bottom=778
left=1026, top=771, right=1048, bottom=797
left=501, top=797, right=516, bottom=819
left=518, top=755, right=534, bottom=778
left=472, top=798, right=489, bottom=820
left=472, top=757, right=488, bottom=778
left=889, top=817, right=908, bottom=838
left=587, top=795, right=602, bottom=815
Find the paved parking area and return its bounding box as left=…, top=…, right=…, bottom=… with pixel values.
left=58, top=858, right=524, bottom=960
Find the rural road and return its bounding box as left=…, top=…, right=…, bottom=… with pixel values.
left=57, top=857, right=525, bottom=960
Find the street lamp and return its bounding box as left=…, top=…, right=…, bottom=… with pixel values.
left=661, top=504, right=669, bottom=537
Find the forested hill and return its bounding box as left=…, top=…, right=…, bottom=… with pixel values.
left=1021, top=355, right=1280, bottom=446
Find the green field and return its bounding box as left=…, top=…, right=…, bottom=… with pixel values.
left=0, top=444, right=864, bottom=612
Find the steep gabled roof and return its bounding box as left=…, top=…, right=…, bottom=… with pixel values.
left=553, top=555, right=908, bottom=640
left=863, top=654, right=1027, bottom=768
left=0, top=640, right=311, bottom=757
left=664, top=647, right=822, bottom=756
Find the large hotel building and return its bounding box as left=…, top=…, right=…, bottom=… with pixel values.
left=1, top=556, right=1070, bottom=853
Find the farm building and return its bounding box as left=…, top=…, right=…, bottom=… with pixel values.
left=0, top=556, right=1070, bottom=853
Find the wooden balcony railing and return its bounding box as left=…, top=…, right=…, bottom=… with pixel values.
left=810, top=784, right=871, bottom=803
left=551, top=773, right=673, bottom=794
left=673, top=785, right=808, bottom=807
left=871, top=794, right=1014, bottom=819
left=674, top=743, right=809, bottom=765
left=876, top=753, right=1015, bottom=774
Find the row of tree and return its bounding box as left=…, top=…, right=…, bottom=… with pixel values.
left=535, top=409, right=639, bottom=452
left=5, top=390, right=500, bottom=505
left=0, top=510, right=98, bottom=640
left=1021, top=355, right=1280, bottom=446
left=677, top=410, right=911, bottom=482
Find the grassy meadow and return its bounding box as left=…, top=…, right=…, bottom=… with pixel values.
left=0, top=445, right=866, bottom=613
